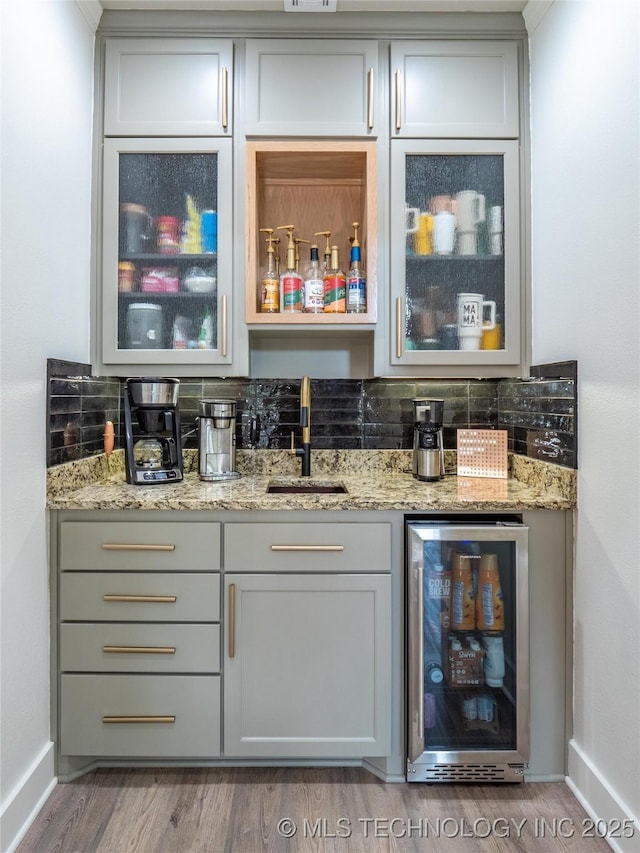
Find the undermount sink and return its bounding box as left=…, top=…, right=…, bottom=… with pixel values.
left=266, top=481, right=348, bottom=495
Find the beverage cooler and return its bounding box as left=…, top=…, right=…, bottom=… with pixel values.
left=406, top=518, right=529, bottom=783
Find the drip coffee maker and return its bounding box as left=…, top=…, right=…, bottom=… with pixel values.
left=124, top=377, right=183, bottom=484
left=196, top=399, right=241, bottom=481
left=412, top=398, right=445, bottom=482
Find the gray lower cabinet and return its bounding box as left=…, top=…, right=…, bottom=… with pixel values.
left=223, top=521, right=393, bottom=758
left=57, top=520, right=222, bottom=763
left=224, top=573, right=391, bottom=758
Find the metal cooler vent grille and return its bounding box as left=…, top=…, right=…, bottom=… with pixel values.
left=421, top=764, right=524, bottom=783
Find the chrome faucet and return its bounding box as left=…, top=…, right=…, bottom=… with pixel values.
left=290, top=375, right=311, bottom=477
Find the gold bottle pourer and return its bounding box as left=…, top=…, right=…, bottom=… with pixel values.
left=259, top=227, right=276, bottom=264
left=272, top=236, right=281, bottom=274
left=315, top=230, right=332, bottom=258
left=259, top=227, right=275, bottom=249
left=277, top=224, right=297, bottom=271
left=351, top=221, right=361, bottom=248
left=294, top=237, right=310, bottom=272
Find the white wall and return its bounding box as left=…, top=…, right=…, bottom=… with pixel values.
left=527, top=0, right=640, bottom=843
left=0, top=1, right=95, bottom=849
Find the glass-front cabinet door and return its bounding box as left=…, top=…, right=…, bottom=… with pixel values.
left=390, top=139, right=521, bottom=369
left=101, top=137, right=232, bottom=369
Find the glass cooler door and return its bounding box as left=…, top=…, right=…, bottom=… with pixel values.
left=406, top=520, right=529, bottom=782
left=101, top=137, right=232, bottom=366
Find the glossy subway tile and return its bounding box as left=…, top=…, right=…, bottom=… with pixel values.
left=46, top=362, right=578, bottom=469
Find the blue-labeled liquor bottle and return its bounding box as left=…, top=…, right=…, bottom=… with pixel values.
left=346, top=221, right=367, bottom=314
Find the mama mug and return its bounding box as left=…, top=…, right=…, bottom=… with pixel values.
left=457, top=292, right=496, bottom=351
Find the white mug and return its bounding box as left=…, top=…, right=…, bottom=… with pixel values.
left=457, top=292, right=496, bottom=350
left=455, top=191, right=486, bottom=231
left=433, top=211, right=455, bottom=255
left=488, top=205, right=503, bottom=256
left=457, top=231, right=477, bottom=256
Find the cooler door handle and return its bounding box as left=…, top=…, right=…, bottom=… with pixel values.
left=367, top=68, right=374, bottom=130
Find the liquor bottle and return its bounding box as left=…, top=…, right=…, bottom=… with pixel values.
left=323, top=245, right=346, bottom=313
left=303, top=244, right=324, bottom=314
left=259, top=227, right=279, bottom=313
left=346, top=221, right=367, bottom=313
left=277, top=225, right=303, bottom=313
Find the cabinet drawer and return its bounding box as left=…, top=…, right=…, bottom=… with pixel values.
left=224, top=523, right=391, bottom=573
left=60, top=623, right=220, bottom=673
left=59, top=521, right=220, bottom=572
left=60, top=573, right=220, bottom=622
left=60, top=674, right=220, bottom=757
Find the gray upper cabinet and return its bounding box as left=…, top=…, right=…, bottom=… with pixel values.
left=104, top=38, right=232, bottom=136
left=244, top=39, right=379, bottom=137
left=391, top=41, right=519, bottom=138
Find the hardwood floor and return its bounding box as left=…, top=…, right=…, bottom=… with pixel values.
left=16, top=767, right=612, bottom=853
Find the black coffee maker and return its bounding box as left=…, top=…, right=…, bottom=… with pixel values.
left=124, top=377, right=183, bottom=485
left=412, top=398, right=445, bottom=482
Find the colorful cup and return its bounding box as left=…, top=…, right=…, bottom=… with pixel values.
left=201, top=210, right=218, bottom=254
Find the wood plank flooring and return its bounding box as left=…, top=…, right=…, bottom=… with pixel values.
left=16, top=767, right=613, bottom=853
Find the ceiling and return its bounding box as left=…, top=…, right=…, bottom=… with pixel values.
left=99, top=1, right=529, bottom=12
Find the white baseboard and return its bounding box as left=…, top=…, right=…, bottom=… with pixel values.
left=567, top=739, right=640, bottom=853
left=0, top=742, right=56, bottom=853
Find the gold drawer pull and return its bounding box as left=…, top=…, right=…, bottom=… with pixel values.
left=102, top=715, right=176, bottom=724
left=367, top=67, right=374, bottom=129
left=394, top=68, right=402, bottom=132
left=228, top=583, right=236, bottom=659
left=396, top=296, right=404, bottom=359
left=102, top=645, right=176, bottom=655
left=270, top=545, right=344, bottom=552
left=101, top=543, right=175, bottom=552
left=103, top=595, right=177, bottom=604
left=221, top=65, right=229, bottom=129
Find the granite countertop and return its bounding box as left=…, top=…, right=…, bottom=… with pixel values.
left=47, top=450, right=576, bottom=512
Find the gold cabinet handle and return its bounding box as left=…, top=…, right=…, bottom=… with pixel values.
left=395, top=296, right=404, bottom=359
left=221, top=293, right=228, bottom=357
left=103, top=594, right=177, bottom=604
left=367, top=67, right=374, bottom=130
left=228, top=583, right=236, bottom=659
left=270, top=545, right=344, bottom=552
left=102, top=716, right=175, bottom=724
left=102, top=645, right=176, bottom=655
left=101, top=543, right=175, bottom=552
left=221, top=65, right=229, bottom=129
left=394, top=69, right=402, bottom=132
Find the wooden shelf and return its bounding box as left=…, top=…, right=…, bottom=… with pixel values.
left=245, top=140, right=377, bottom=325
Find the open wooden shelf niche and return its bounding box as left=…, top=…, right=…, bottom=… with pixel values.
left=245, top=140, right=377, bottom=325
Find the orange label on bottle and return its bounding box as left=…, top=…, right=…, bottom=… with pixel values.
left=323, top=274, right=346, bottom=312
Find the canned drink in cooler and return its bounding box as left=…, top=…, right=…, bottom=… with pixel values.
left=462, top=695, right=478, bottom=721
left=477, top=694, right=497, bottom=722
